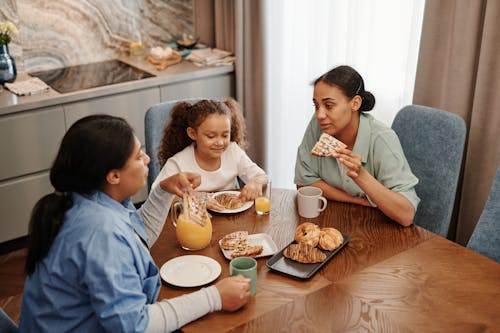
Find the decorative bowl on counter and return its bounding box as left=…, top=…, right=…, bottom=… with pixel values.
left=176, top=35, right=199, bottom=49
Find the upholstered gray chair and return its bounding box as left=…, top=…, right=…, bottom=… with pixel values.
left=0, top=308, right=18, bottom=333
left=392, top=105, right=466, bottom=237
left=144, top=99, right=200, bottom=191
left=467, top=164, right=500, bottom=262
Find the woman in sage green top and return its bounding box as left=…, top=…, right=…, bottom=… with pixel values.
left=294, top=65, right=420, bottom=226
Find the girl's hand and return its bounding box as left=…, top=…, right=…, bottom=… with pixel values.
left=239, top=181, right=261, bottom=202
left=159, top=172, right=201, bottom=197
left=215, top=275, right=251, bottom=311
left=332, top=148, right=363, bottom=178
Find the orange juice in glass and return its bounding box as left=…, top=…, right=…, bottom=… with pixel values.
left=255, top=177, right=271, bottom=215
left=171, top=195, right=212, bottom=250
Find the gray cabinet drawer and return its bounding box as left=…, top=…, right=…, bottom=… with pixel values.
left=0, top=173, right=53, bottom=242
left=160, top=74, right=235, bottom=101
left=0, top=106, right=65, bottom=180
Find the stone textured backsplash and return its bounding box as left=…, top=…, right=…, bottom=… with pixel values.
left=1, top=0, right=194, bottom=72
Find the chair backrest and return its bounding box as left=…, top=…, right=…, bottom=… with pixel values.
left=467, top=164, right=500, bottom=262
left=144, top=99, right=200, bottom=191
left=0, top=308, right=18, bottom=333
left=391, top=105, right=466, bottom=237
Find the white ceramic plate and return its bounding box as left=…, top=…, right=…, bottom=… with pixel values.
left=160, top=255, right=221, bottom=287
left=209, top=190, right=254, bottom=214
left=219, top=233, right=279, bottom=260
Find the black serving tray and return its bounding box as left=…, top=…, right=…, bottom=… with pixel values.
left=266, top=234, right=350, bottom=279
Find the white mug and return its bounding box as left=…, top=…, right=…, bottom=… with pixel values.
left=297, top=186, right=327, bottom=218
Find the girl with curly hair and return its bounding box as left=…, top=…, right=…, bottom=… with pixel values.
left=152, top=98, right=266, bottom=208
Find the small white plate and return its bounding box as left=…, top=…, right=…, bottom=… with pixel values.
left=209, top=190, right=254, bottom=214
left=219, top=233, right=279, bottom=259
left=160, top=255, right=221, bottom=287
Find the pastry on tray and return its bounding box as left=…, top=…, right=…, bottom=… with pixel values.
left=294, top=222, right=321, bottom=247
left=220, top=231, right=248, bottom=250
left=285, top=223, right=344, bottom=263
left=318, top=227, right=344, bottom=251
left=230, top=245, right=263, bottom=259
left=283, top=243, right=326, bottom=263
left=220, top=231, right=264, bottom=258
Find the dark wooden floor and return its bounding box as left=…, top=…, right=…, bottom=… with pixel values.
left=0, top=247, right=26, bottom=325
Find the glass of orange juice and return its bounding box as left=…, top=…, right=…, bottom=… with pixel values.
left=255, top=177, right=271, bottom=215
left=171, top=194, right=212, bottom=250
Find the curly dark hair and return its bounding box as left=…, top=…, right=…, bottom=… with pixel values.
left=157, top=98, right=248, bottom=166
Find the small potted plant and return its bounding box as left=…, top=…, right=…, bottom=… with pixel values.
left=0, top=20, right=19, bottom=84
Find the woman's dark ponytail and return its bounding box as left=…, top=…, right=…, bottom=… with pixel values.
left=25, top=193, right=73, bottom=275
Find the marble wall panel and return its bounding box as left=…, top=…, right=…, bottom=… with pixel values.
left=1, top=0, right=194, bottom=73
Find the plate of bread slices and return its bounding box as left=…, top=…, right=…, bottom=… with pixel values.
left=219, top=231, right=278, bottom=259
left=266, top=222, right=349, bottom=279
left=210, top=191, right=253, bottom=214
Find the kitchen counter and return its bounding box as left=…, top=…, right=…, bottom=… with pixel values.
left=0, top=55, right=234, bottom=116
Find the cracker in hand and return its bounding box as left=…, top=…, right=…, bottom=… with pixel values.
left=311, top=133, right=347, bottom=157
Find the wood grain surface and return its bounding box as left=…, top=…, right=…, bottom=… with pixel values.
left=148, top=189, right=500, bottom=333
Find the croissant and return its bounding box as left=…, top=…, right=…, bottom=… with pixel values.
left=318, top=227, right=344, bottom=251
left=283, top=243, right=326, bottom=263
left=294, top=222, right=321, bottom=247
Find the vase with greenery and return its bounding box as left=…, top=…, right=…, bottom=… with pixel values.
left=0, top=20, right=19, bottom=84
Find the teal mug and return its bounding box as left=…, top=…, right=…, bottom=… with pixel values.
left=229, top=256, right=257, bottom=295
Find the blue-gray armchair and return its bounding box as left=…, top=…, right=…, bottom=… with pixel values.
left=392, top=105, right=466, bottom=237
left=144, top=99, right=200, bottom=191
left=467, top=164, right=500, bottom=262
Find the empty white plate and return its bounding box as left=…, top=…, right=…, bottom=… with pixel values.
left=160, top=255, right=221, bottom=287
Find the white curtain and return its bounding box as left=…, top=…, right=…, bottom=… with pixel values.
left=263, top=0, right=425, bottom=189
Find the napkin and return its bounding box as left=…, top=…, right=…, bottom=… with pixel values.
left=186, top=48, right=235, bottom=67
left=5, top=77, right=50, bottom=96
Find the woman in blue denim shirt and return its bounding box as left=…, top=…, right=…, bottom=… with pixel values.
left=20, top=115, right=250, bottom=332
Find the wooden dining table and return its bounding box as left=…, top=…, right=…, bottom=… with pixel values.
left=150, top=189, right=500, bottom=332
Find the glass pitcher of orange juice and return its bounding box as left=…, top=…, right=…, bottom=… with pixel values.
left=171, top=193, right=212, bottom=250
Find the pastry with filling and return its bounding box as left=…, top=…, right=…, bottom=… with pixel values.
left=220, top=231, right=248, bottom=250
left=317, top=227, right=344, bottom=251
left=294, top=222, right=321, bottom=247
left=311, top=133, right=347, bottom=157
left=214, top=193, right=244, bottom=210
left=183, top=193, right=210, bottom=227
left=231, top=245, right=264, bottom=258
left=283, top=243, right=326, bottom=263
